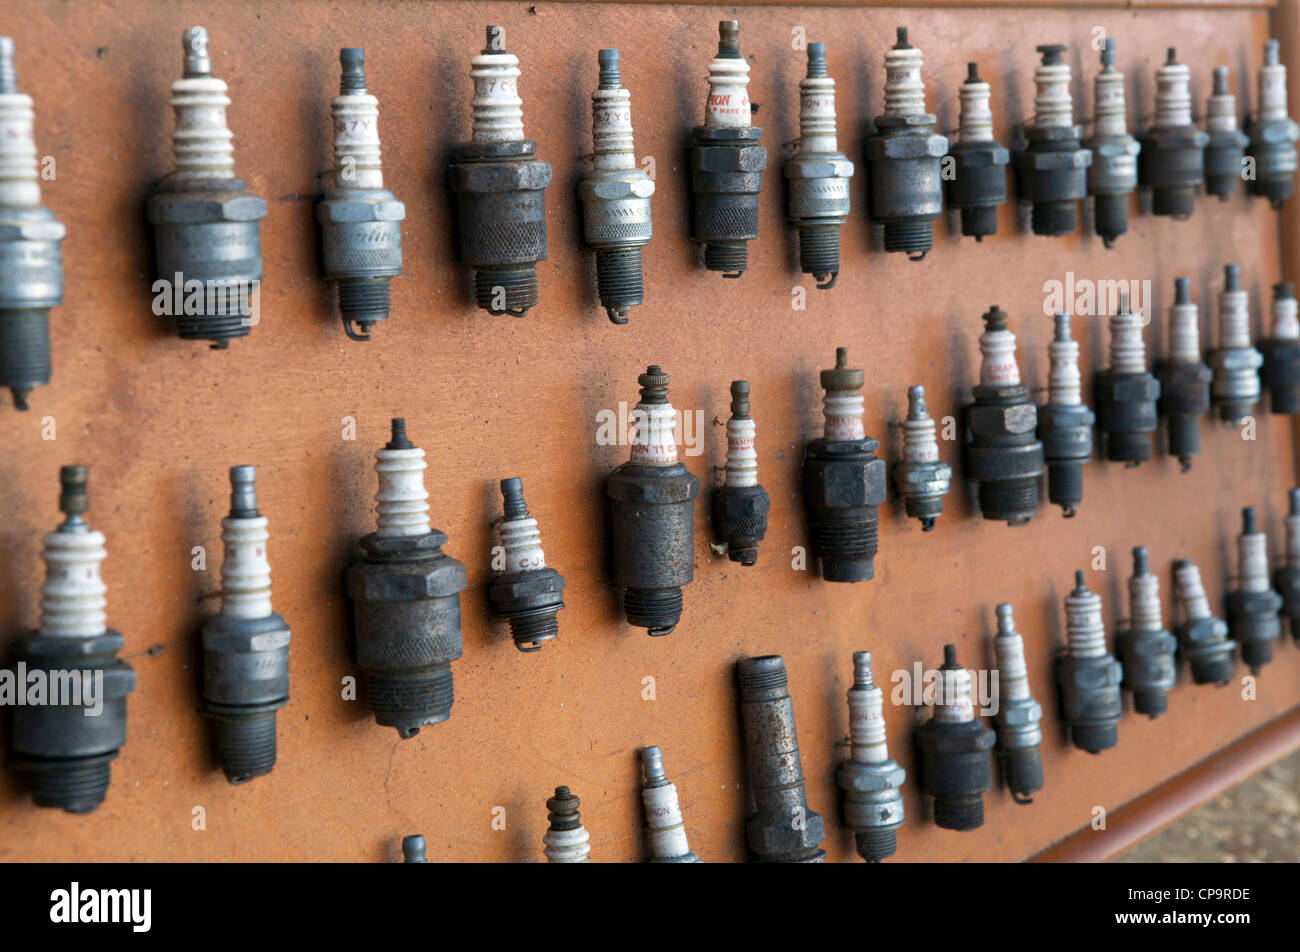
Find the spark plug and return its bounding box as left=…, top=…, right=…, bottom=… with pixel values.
left=1245, top=40, right=1299, bottom=208
left=1057, top=571, right=1123, bottom=754
left=1173, top=558, right=1235, bottom=685
left=1139, top=49, right=1209, bottom=219
left=1260, top=282, right=1300, bottom=413
left=1274, top=489, right=1300, bottom=641
left=1204, top=67, right=1249, bottom=201
left=712, top=380, right=770, bottom=565
left=1014, top=44, right=1092, bottom=237
left=488, top=477, right=565, bottom=652
left=607, top=366, right=699, bottom=635
left=738, top=655, right=826, bottom=862
left=8, top=466, right=135, bottom=813
left=784, top=42, right=853, bottom=288
left=581, top=49, right=653, bottom=324
left=0, top=37, right=64, bottom=410
left=1037, top=313, right=1094, bottom=517
left=915, top=645, right=995, bottom=830
left=689, top=20, right=766, bottom=277
left=1157, top=278, right=1213, bottom=471
left=803, top=348, right=886, bottom=580
left=991, top=605, right=1044, bottom=804
left=543, top=786, right=590, bottom=863
left=865, top=28, right=947, bottom=259
left=963, top=307, right=1044, bottom=525
left=893, top=384, right=951, bottom=531
left=346, top=419, right=468, bottom=736
left=316, top=48, right=405, bottom=341
left=201, top=466, right=290, bottom=784
left=639, top=747, right=701, bottom=863
left=1117, top=547, right=1177, bottom=718
left=401, top=835, right=428, bottom=863
left=1084, top=39, right=1140, bottom=247
left=1208, top=264, right=1263, bottom=425
left=1095, top=294, right=1160, bottom=465
left=947, top=63, right=1009, bottom=241
left=148, top=27, right=266, bottom=348
left=1227, top=508, right=1283, bottom=674
left=836, top=652, right=905, bottom=861
left=449, top=26, right=551, bottom=316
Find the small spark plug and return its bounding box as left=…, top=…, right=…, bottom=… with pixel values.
left=607, top=366, right=699, bottom=635
left=488, top=477, right=565, bottom=652
left=991, top=605, right=1044, bottom=804
left=401, top=835, right=428, bottom=863
left=1260, top=282, right=1300, bottom=413
left=964, top=307, right=1045, bottom=525
left=1014, top=44, right=1092, bottom=237
left=1057, top=571, right=1123, bottom=754
left=865, top=28, right=947, bottom=259
left=1173, top=558, right=1236, bottom=685
left=712, top=380, right=770, bottom=565
left=1208, top=264, right=1263, bottom=425
left=893, top=384, right=951, bottom=531
left=580, top=49, right=653, bottom=324
left=1037, top=313, right=1094, bottom=517
left=8, top=466, right=136, bottom=813
left=1095, top=294, right=1160, bottom=466
left=1227, top=508, right=1283, bottom=674
left=1139, top=49, right=1209, bottom=219
left=0, top=37, right=65, bottom=410
left=915, top=645, right=996, bottom=830
left=346, top=419, right=468, bottom=736
left=784, top=42, right=853, bottom=288
left=947, top=63, right=1009, bottom=241
left=449, top=26, right=551, bottom=316
left=1157, top=278, right=1213, bottom=471
left=836, top=652, right=906, bottom=862
left=738, top=655, right=826, bottom=862
left=1204, top=66, right=1249, bottom=201
left=639, top=747, right=701, bottom=863
left=689, top=20, right=766, bottom=277
left=201, top=466, right=290, bottom=784
left=1274, top=489, right=1300, bottom=640
left=803, top=348, right=886, bottom=580
left=148, top=27, right=267, bottom=348
left=1245, top=40, right=1299, bottom=208
left=1084, top=40, right=1141, bottom=246
left=543, top=786, right=591, bottom=863
left=1117, top=547, right=1177, bottom=718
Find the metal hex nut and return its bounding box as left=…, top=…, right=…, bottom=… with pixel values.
left=803, top=456, right=887, bottom=509
left=347, top=557, right=469, bottom=603
left=1097, top=372, right=1161, bottom=404
left=490, top=569, right=566, bottom=601
left=0, top=220, right=67, bottom=242
left=998, top=698, right=1043, bottom=727
left=746, top=812, right=826, bottom=855
left=581, top=176, right=656, bottom=201
left=1015, top=147, right=1093, bottom=171
left=968, top=402, right=1038, bottom=438
left=693, top=143, right=768, bottom=174
left=318, top=198, right=407, bottom=223
left=1209, top=348, right=1264, bottom=373
left=953, top=145, right=1010, bottom=168
left=866, top=132, right=948, bottom=161
left=784, top=156, right=855, bottom=179
left=1060, top=656, right=1123, bottom=690
left=151, top=194, right=269, bottom=224
left=836, top=759, right=906, bottom=792
left=451, top=159, right=553, bottom=195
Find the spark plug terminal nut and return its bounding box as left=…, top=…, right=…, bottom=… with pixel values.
left=543, top=786, right=591, bottom=863
left=1095, top=294, right=1160, bottom=465
left=1208, top=264, right=1263, bottom=424
left=946, top=63, right=1009, bottom=241
left=488, top=477, right=565, bottom=652
left=1244, top=40, right=1299, bottom=208
left=401, top=835, right=428, bottom=863
left=1117, top=547, right=1177, bottom=718
left=1157, top=278, right=1213, bottom=471
left=1204, top=66, right=1249, bottom=200
left=1273, top=489, right=1300, bottom=641
left=712, top=380, right=770, bottom=565
left=1084, top=39, right=1140, bottom=246
left=990, top=605, right=1044, bottom=803
left=639, top=747, right=702, bottom=862
left=1057, top=571, right=1123, bottom=754
left=1014, top=44, right=1092, bottom=237
left=1227, top=507, right=1282, bottom=674
left=1037, top=313, right=1094, bottom=516
left=1260, top=281, right=1300, bottom=413
left=1139, top=49, right=1209, bottom=219
left=1173, top=558, right=1236, bottom=685
left=836, top=652, right=906, bottom=861
left=914, top=645, right=995, bottom=830
left=893, top=384, right=951, bottom=530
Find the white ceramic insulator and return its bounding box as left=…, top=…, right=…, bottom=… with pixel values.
left=1168, top=298, right=1201, bottom=363
left=499, top=516, right=546, bottom=573
left=958, top=76, right=993, bottom=143
left=1258, top=44, right=1288, bottom=122
left=823, top=388, right=865, bottom=440
left=543, top=825, right=591, bottom=863
left=0, top=90, right=40, bottom=207
left=993, top=629, right=1031, bottom=703
left=979, top=325, right=1021, bottom=386
left=373, top=445, right=431, bottom=538
left=219, top=515, right=273, bottom=619
left=932, top=665, right=974, bottom=724
left=847, top=674, right=889, bottom=765
left=470, top=49, right=524, bottom=143
left=1206, top=85, right=1239, bottom=134
left=799, top=75, right=838, bottom=154
left=724, top=416, right=758, bottom=488
left=883, top=44, right=926, bottom=118
left=1109, top=308, right=1148, bottom=375
left=1174, top=561, right=1212, bottom=621
left=1272, top=293, right=1299, bottom=340
left=1047, top=327, right=1082, bottom=407
left=592, top=85, right=635, bottom=172
left=1154, top=59, right=1193, bottom=129
left=1238, top=529, right=1270, bottom=593
left=703, top=54, right=751, bottom=130
left=1129, top=571, right=1164, bottom=633
left=629, top=401, right=679, bottom=466
left=332, top=91, right=384, bottom=189
left=1287, top=511, right=1300, bottom=565
left=39, top=527, right=108, bottom=638
left=641, top=782, right=693, bottom=860
left=1094, top=65, right=1130, bottom=138
left=1064, top=587, right=1106, bottom=658
left=1033, top=62, right=1074, bottom=128
left=1220, top=287, right=1251, bottom=350
left=901, top=408, right=938, bottom=463
left=169, top=73, right=236, bottom=180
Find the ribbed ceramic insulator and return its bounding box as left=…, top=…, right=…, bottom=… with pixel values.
left=543, top=825, right=590, bottom=863
left=979, top=322, right=1021, bottom=386
left=848, top=652, right=889, bottom=764
left=374, top=445, right=431, bottom=538
left=992, top=605, right=1031, bottom=703
left=1273, top=290, right=1300, bottom=340
left=724, top=416, right=757, bottom=488
left=703, top=52, right=751, bottom=130
left=470, top=33, right=524, bottom=144
left=219, top=514, right=272, bottom=619
left=1094, top=61, right=1130, bottom=138
left=1168, top=290, right=1201, bottom=363
left=39, top=526, right=108, bottom=638
left=592, top=81, right=635, bottom=172
left=1174, top=561, right=1213, bottom=621
left=1033, top=62, right=1074, bottom=128
left=629, top=401, right=679, bottom=465
left=499, top=515, right=545, bottom=573
left=932, top=665, right=974, bottom=724
left=0, top=60, right=40, bottom=208
left=1258, top=40, right=1288, bottom=122
left=901, top=386, right=938, bottom=463
left=823, top=387, right=865, bottom=440
left=1065, top=580, right=1106, bottom=659
left=1109, top=305, right=1148, bottom=375
left=958, top=70, right=993, bottom=143
left=1238, top=525, right=1270, bottom=593
left=169, top=29, right=236, bottom=180
left=883, top=41, right=926, bottom=118
left=332, top=89, right=384, bottom=189
left=1047, top=313, right=1082, bottom=406
left=798, top=72, right=838, bottom=154
left=1154, top=54, right=1193, bottom=129
left=1206, top=68, right=1239, bottom=134
left=640, top=748, right=695, bottom=861
left=1129, top=569, right=1164, bottom=632
left=1220, top=286, right=1251, bottom=350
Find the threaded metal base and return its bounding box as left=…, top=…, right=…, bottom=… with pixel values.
left=854, top=828, right=898, bottom=862
left=0, top=308, right=51, bottom=409
left=27, top=757, right=114, bottom=814
left=934, top=795, right=984, bottom=831
left=1167, top=415, right=1202, bottom=470
left=904, top=494, right=944, bottom=531
left=1031, top=200, right=1077, bottom=236
left=475, top=268, right=539, bottom=316
left=1046, top=463, right=1084, bottom=516
left=1106, top=430, right=1152, bottom=464
left=623, top=587, right=683, bottom=636
left=368, top=665, right=454, bottom=737
left=727, top=543, right=760, bottom=566
left=882, top=220, right=933, bottom=258
left=1206, top=174, right=1239, bottom=200
left=1190, top=653, right=1236, bottom=686
left=978, top=478, right=1039, bottom=525
left=1000, top=748, right=1044, bottom=802
left=212, top=712, right=278, bottom=784
left=960, top=205, right=998, bottom=239
left=1270, top=387, right=1300, bottom=415
left=1217, top=401, right=1255, bottom=425
left=508, top=609, right=560, bottom=652
left=1250, top=176, right=1294, bottom=209
left=811, top=519, right=878, bottom=582
left=1240, top=637, right=1275, bottom=673
left=797, top=224, right=841, bottom=287
left=703, top=242, right=748, bottom=276
left=1132, top=689, right=1169, bottom=718
left=1152, top=187, right=1195, bottom=219
left=338, top=277, right=391, bottom=340
left=1093, top=193, right=1129, bottom=246
left=1071, top=723, right=1118, bottom=754
left=595, top=247, right=644, bottom=323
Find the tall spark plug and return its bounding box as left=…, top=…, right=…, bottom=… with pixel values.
left=1014, top=44, right=1092, bottom=236
left=915, top=645, right=996, bottom=830
left=1204, top=66, right=1249, bottom=201
left=1117, top=547, right=1177, bottom=718
left=991, top=605, right=1044, bottom=803
left=1157, top=278, right=1213, bottom=471
left=712, top=380, right=770, bottom=565
left=1057, top=571, right=1123, bottom=754
left=1261, top=282, right=1300, bottom=413
left=639, top=747, right=702, bottom=863
left=542, top=786, right=591, bottom=863
left=1173, top=558, right=1236, bottom=685
left=1208, top=264, right=1263, bottom=424
left=1084, top=39, right=1141, bottom=246
left=947, top=63, right=1009, bottom=241
left=1227, top=508, right=1283, bottom=674
left=1038, top=313, right=1094, bottom=516
left=1139, top=49, right=1209, bottom=219
left=1274, top=489, right=1300, bottom=640
left=1095, top=294, right=1160, bottom=465
left=1245, top=39, right=1299, bottom=208
left=836, top=652, right=906, bottom=861
left=488, top=477, right=565, bottom=652
left=893, top=384, right=951, bottom=531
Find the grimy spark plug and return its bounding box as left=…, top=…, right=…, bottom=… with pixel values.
left=1117, top=547, right=1177, bottom=718
left=9, top=466, right=135, bottom=813
left=803, top=348, right=886, bottom=580
left=738, top=655, right=826, bottom=862
left=784, top=42, right=853, bottom=287
left=964, top=307, right=1044, bottom=525
left=689, top=20, right=765, bottom=277
left=1274, top=490, right=1300, bottom=640
left=0, top=37, right=64, bottom=410
left=1139, top=49, right=1209, bottom=219
left=1057, top=571, right=1123, bottom=754
left=148, top=27, right=266, bottom=348
left=317, top=48, right=405, bottom=341
left=449, top=27, right=551, bottom=316
left=947, top=63, right=1008, bottom=241
left=639, top=747, right=701, bottom=863
left=1173, top=558, right=1236, bottom=685
left=1261, top=282, right=1300, bottom=413
left=1204, top=67, right=1249, bottom=201
left=201, top=466, right=290, bottom=784
left=837, top=652, right=905, bottom=861
left=346, top=419, right=468, bottom=736
left=607, top=366, right=699, bottom=635
left=488, top=477, right=565, bottom=652
left=1014, top=44, right=1091, bottom=237
left=581, top=50, right=653, bottom=325
left=893, top=384, right=951, bottom=531
left=1209, top=264, right=1263, bottom=425
left=1227, top=508, right=1282, bottom=674
left=915, top=645, right=995, bottom=830
left=1245, top=40, right=1299, bottom=208
left=712, top=380, right=770, bottom=565
left=1157, top=278, right=1213, bottom=471
left=1084, top=39, right=1140, bottom=247
left=543, top=786, right=591, bottom=863
left=865, top=28, right=947, bottom=259
left=991, top=605, right=1044, bottom=804
left=401, top=835, right=428, bottom=863
left=1095, top=294, right=1160, bottom=466
left=1037, top=313, right=1094, bottom=517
